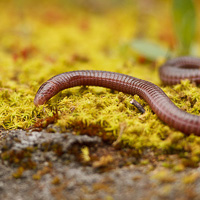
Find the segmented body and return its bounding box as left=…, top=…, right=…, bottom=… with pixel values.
left=159, top=56, right=200, bottom=85
left=34, top=57, right=200, bottom=135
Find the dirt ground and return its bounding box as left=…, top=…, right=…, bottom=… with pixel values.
left=1, top=129, right=200, bottom=200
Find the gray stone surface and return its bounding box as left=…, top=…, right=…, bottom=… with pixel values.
left=0, top=129, right=200, bottom=200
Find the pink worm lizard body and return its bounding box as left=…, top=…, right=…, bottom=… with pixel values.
left=34, top=57, right=200, bottom=136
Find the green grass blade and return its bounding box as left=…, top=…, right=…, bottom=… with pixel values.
left=172, top=0, right=196, bottom=55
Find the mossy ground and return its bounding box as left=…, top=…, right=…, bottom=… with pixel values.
left=1, top=1, right=200, bottom=168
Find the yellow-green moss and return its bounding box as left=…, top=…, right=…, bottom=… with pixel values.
left=12, top=167, right=24, bottom=179
left=0, top=1, right=200, bottom=166
left=182, top=172, right=199, bottom=184
left=152, top=170, right=176, bottom=183
left=81, top=146, right=91, bottom=162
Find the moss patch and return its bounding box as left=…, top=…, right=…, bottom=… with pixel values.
left=0, top=1, right=200, bottom=167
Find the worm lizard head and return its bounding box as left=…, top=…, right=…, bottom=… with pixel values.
left=34, top=81, right=57, bottom=106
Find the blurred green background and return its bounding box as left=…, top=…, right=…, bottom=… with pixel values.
left=2, top=0, right=199, bottom=57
